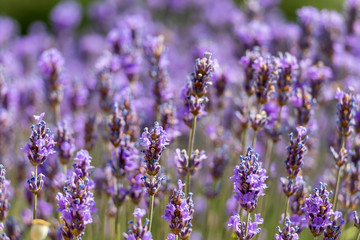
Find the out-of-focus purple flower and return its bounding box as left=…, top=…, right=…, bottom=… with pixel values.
left=209, top=145, right=230, bottom=180
left=239, top=47, right=261, bottom=96
left=144, top=35, right=170, bottom=112
left=50, top=1, right=82, bottom=31
left=0, top=165, right=11, bottom=222
left=123, top=208, right=153, bottom=240
left=159, top=101, right=181, bottom=142
left=109, top=135, right=138, bottom=179
left=56, top=121, right=76, bottom=165
left=0, top=17, right=17, bottom=46
left=235, top=20, right=272, bottom=49
left=175, top=149, right=207, bottom=177
left=230, top=147, right=268, bottom=212
left=227, top=212, right=263, bottom=240
left=107, top=103, right=125, bottom=148
left=277, top=52, right=298, bottom=106
left=128, top=172, right=145, bottom=204
left=335, top=88, right=355, bottom=139
left=354, top=211, right=360, bottom=229
left=191, top=52, right=215, bottom=98
left=163, top=180, right=193, bottom=238
left=84, top=115, right=97, bottom=151
left=275, top=217, right=299, bottom=240
left=22, top=113, right=56, bottom=166
left=284, top=126, right=308, bottom=179
left=304, top=182, right=333, bottom=237
left=252, top=55, right=279, bottom=105
left=249, top=108, right=269, bottom=131
left=38, top=48, right=65, bottom=108
left=290, top=86, right=314, bottom=126
left=56, top=149, right=96, bottom=240
left=324, top=211, right=344, bottom=240
left=166, top=233, right=175, bottom=240
left=305, top=62, right=332, bottom=100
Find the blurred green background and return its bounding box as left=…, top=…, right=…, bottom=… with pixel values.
left=0, top=0, right=345, bottom=34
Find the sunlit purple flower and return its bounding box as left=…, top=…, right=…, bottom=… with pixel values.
left=123, top=208, right=153, bottom=240
left=304, top=182, right=333, bottom=237
left=230, top=147, right=268, bottom=212
left=56, top=149, right=96, bottom=239
left=163, top=180, right=193, bottom=238
left=22, top=113, right=56, bottom=166
left=284, top=126, right=308, bottom=179
left=275, top=217, right=299, bottom=240
left=227, top=212, right=263, bottom=240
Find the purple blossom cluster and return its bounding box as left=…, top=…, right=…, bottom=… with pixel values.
left=163, top=180, right=194, bottom=239
left=56, top=149, right=96, bottom=239
left=2, top=0, right=360, bottom=239
left=230, top=147, right=267, bottom=212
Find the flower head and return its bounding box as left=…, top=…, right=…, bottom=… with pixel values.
left=275, top=217, right=299, bottom=240
left=123, top=208, right=153, bottom=240
left=230, top=147, right=268, bottom=212
left=22, top=113, right=56, bottom=166
left=163, top=180, right=194, bottom=238
left=304, top=182, right=333, bottom=237
left=227, top=212, right=263, bottom=240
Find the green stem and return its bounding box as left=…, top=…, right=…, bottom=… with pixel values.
left=314, top=237, right=318, bottom=240
left=242, top=128, right=248, bottom=155
left=332, top=166, right=342, bottom=211
left=33, top=165, right=38, bottom=220
left=149, top=194, right=155, bottom=231
left=115, top=206, right=120, bottom=239
left=251, top=130, right=258, bottom=149
left=54, top=103, right=61, bottom=124
left=185, top=115, right=197, bottom=195
left=245, top=212, right=251, bottom=237
left=356, top=229, right=360, bottom=240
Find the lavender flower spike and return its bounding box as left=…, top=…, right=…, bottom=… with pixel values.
left=163, top=180, right=194, bottom=239
left=230, top=147, right=268, bottom=212
left=285, top=126, right=308, bottom=179
left=275, top=218, right=299, bottom=240
left=227, top=212, right=263, bottom=240
left=22, top=113, right=56, bottom=166
left=175, top=149, right=207, bottom=178
left=324, top=211, right=344, bottom=240
left=56, top=121, right=76, bottom=165
left=56, top=149, right=96, bottom=240
left=304, top=182, right=333, bottom=237
left=123, top=208, right=153, bottom=240
left=335, top=88, right=355, bottom=140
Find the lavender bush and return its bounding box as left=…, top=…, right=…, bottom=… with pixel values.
left=1, top=0, right=360, bottom=239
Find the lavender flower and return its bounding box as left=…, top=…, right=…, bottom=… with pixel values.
left=227, top=212, right=263, bottom=240
left=335, top=88, right=355, bottom=139
left=239, top=48, right=261, bottom=96
left=230, top=147, right=268, bottom=212
left=140, top=122, right=169, bottom=178
left=0, top=165, right=11, bottom=222
left=123, top=208, right=153, bottom=240
left=252, top=55, right=279, bottom=105
left=84, top=115, right=97, bottom=151
left=284, top=126, right=308, bottom=179
left=304, top=182, right=333, bottom=237
left=290, top=87, right=314, bottom=126
left=324, top=211, right=344, bottom=240
left=22, top=113, right=56, bottom=166
left=354, top=211, right=360, bottom=229
left=56, top=121, right=76, bottom=165
left=38, top=48, right=65, bottom=109
left=128, top=172, right=145, bottom=204
left=107, top=103, right=125, bottom=148
left=275, top=218, right=299, bottom=240
left=277, top=52, right=298, bottom=106
left=191, top=52, right=215, bottom=98
left=27, top=172, right=45, bottom=195
left=108, top=135, right=138, bottom=179
left=163, top=180, right=194, bottom=238
left=56, top=149, right=96, bottom=240
left=175, top=149, right=207, bottom=178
